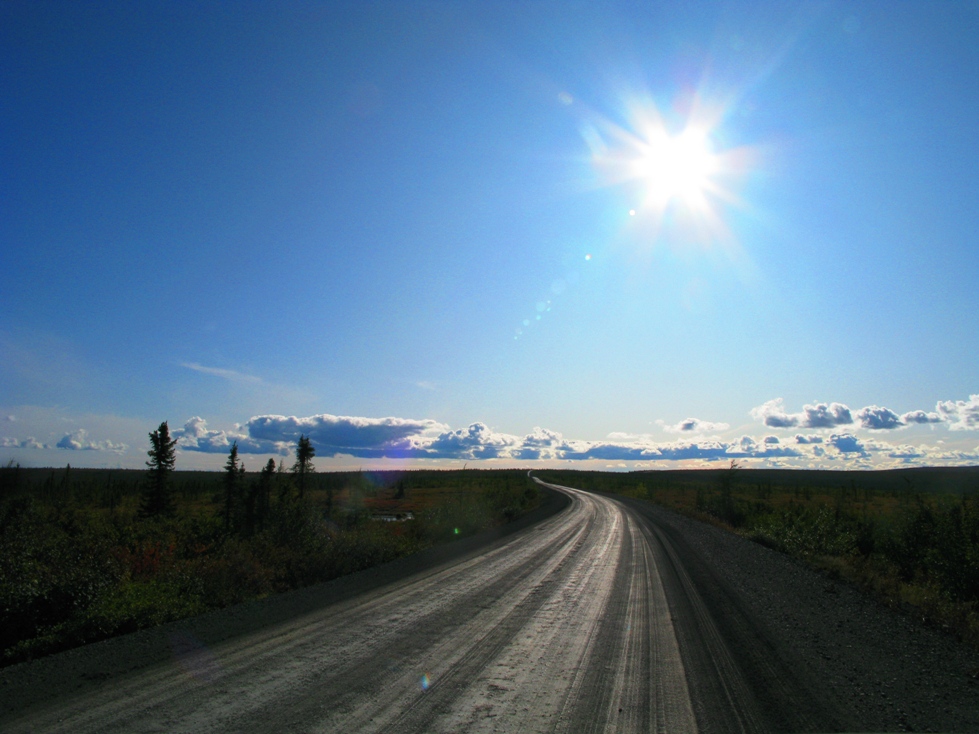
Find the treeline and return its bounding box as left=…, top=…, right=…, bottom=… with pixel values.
left=0, top=423, right=540, bottom=666
left=538, top=465, right=979, bottom=641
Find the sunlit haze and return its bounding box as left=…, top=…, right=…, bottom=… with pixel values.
left=2, top=1, right=977, bottom=471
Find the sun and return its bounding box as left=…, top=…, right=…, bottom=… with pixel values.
left=631, top=125, right=718, bottom=211
left=582, top=93, right=752, bottom=248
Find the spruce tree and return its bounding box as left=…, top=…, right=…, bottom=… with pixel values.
left=141, top=421, right=177, bottom=518
left=292, top=434, right=315, bottom=500
left=223, top=441, right=240, bottom=532
left=257, top=458, right=275, bottom=530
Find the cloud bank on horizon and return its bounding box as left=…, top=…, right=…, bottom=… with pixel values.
left=2, top=393, right=977, bottom=469
left=150, top=393, right=979, bottom=468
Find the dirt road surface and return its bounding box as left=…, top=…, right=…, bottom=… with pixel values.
left=2, top=480, right=978, bottom=732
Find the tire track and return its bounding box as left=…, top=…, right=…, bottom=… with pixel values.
left=5, top=482, right=714, bottom=734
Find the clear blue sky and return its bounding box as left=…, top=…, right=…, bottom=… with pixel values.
left=3, top=1, right=978, bottom=470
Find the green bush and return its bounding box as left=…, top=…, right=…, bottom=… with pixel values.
left=748, top=506, right=859, bottom=559
left=0, top=470, right=542, bottom=664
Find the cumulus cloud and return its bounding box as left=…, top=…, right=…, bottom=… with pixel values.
left=660, top=418, right=730, bottom=433
left=551, top=434, right=800, bottom=463
left=901, top=410, right=943, bottom=425
left=914, top=445, right=979, bottom=463
left=424, top=423, right=519, bottom=460
left=936, top=394, right=979, bottom=431
left=856, top=405, right=904, bottom=430
left=175, top=417, right=287, bottom=455
left=753, top=398, right=979, bottom=433
left=1, top=436, right=48, bottom=449
left=56, top=431, right=87, bottom=450
left=731, top=436, right=800, bottom=458
left=511, top=427, right=565, bottom=460
left=557, top=441, right=658, bottom=461
left=245, top=413, right=448, bottom=459
left=801, top=402, right=853, bottom=428
left=888, top=445, right=924, bottom=463
left=828, top=433, right=867, bottom=456
left=55, top=429, right=126, bottom=452
left=750, top=398, right=798, bottom=428
left=794, top=434, right=824, bottom=444
left=751, top=399, right=853, bottom=429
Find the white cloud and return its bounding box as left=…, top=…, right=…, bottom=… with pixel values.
left=551, top=434, right=800, bottom=463
left=55, top=428, right=127, bottom=453
left=424, top=423, right=519, bottom=460
left=174, top=417, right=287, bottom=455
left=888, top=445, right=924, bottom=463
left=56, top=430, right=87, bottom=450
left=512, top=427, right=566, bottom=460
left=749, top=398, right=798, bottom=428
left=936, top=394, right=979, bottom=431
left=755, top=399, right=964, bottom=434
left=750, top=399, right=853, bottom=429
left=557, top=440, right=659, bottom=461
left=901, top=410, right=943, bottom=425
left=794, top=434, right=824, bottom=444
left=827, top=433, right=867, bottom=456
left=856, top=405, right=904, bottom=430
left=801, top=402, right=853, bottom=428
left=245, top=413, right=449, bottom=459
left=1, top=436, right=49, bottom=449
left=660, top=417, right=730, bottom=433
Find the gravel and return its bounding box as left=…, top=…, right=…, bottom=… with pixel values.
left=620, top=494, right=979, bottom=733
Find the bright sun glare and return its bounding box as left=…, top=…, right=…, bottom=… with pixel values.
left=632, top=126, right=717, bottom=211
left=584, top=93, right=752, bottom=250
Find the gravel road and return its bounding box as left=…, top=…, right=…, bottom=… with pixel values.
left=2, top=480, right=978, bottom=732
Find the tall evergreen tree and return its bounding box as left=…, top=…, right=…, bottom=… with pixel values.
left=292, top=435, right=315, bottom=500
left=276, top=455, right=291, bottom=504
left=257, top=458, right=275, bottom=530
left=223, top=441, right=241, bottom=532
left=141, top=421, right=177, bottom=518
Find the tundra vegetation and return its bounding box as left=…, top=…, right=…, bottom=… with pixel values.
left=0, top=434, right=540, bottom=666
left=537, top=464, right=979, bottom=645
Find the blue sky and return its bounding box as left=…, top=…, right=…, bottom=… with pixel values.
left=2, top=1, right=978, bottom=471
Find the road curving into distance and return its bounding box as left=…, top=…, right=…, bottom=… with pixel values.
left=3, top=478, right=978, bottom=732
